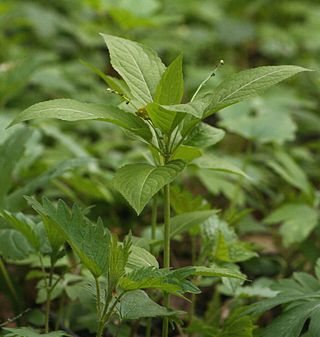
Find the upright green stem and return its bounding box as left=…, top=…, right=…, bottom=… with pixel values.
left=95, top=277, right=101, bottom=318
left=44, top=258, right=54, bottom=333
left=150, top=195, right=158, bottom=254
left=146, top=195, right=158, bottom=337
left=188, top=236, right=197, bottom=324
left=0, top=257, right=18, bottom=302
left=162, top=183, right=171, bottom=337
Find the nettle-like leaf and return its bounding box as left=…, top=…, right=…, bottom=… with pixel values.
left=118, top=290, right=178, bottom=320
left=119, top=266, right=200, bottom=296
left=243, top=271, right=320, bottom=337
left=9, top=99, right=152, bottom=141
left=113, top=160, right=185, bottom=214
left=28, top=197, right=111, bottom=278
left=193, top=266, right=246, bottom=280
left=205, top=65, right=310, bottom=117
left=264, top=203, right=319, bottom=247
left=101, top=34, right=165, bottom=106
left=2, top=327, right=70, bottom=337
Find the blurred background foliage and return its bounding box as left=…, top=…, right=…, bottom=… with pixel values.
left=0, top=0, right=320, bottom=335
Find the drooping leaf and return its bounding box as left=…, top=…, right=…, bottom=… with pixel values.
left=0, top=127, right=32, bottom=206
left=205, top=65, right=310, bottom=116
left=193, top=266, right=246, bottom=280
left=6, top=158, right=91, bottom=211
left=267, top=150, right=313, bottom=197
left=0, top=229, right=34, bottom=260
left=119, top=266, right=200, bottom=295
left=194, top=155, right=249, bottom=178
left=118, top=290, right=177, bottom=320
left=154, top=54, right=184, bottom=105
left=9, top=99, right=152, bottom=141
left=185, top=123, right=225, bottom=148
left=3, top=327, right=70, bottom=337
left=113, top=160, right=185, bottom=214
left=101, top=34, right=165, bottom=106
left=264, top=203, right=318, bottom=247
left=0, top=211, right=40, bottom=250
left=170, top=210, right=218, bottom=238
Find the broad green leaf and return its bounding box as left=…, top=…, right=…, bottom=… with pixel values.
left=193, top=266, right=246, bottom=280
left=205, top=65, right=310, bottom=116
left=3, top=327, right=70, bottom=337
left=119, top=267, right=181, bottom=294
left=101, top=34, right=165, bottom=105
left=194, top=155, right=249, bottom=178
left=170, top=210, right=218, bottom=238
left=185, top=123, right=225, bottom=148
left=0, top=229, right=34, bottom=260
left=119, top=266, right=200, bottom=295
left=154, top=54, right=184, bottom=105
left=0, top=127, right=32, bottom=206
left=113, top=160, right=185, bottom=214
left=172, top=145, right=202, bottom=162
left=219, top=103, right=296, bottom=145
left=0, top=211, right=40, bottom=250
left=28, top=197, right=111, bottom=277
left=9, top=99, right=152, bottom=141
left=6, top=158, right=91, bottom=211
left=264, top=203, right=318, bottom=247
left=118, top=290, right=177, bottom=320
left=126, top=245, right=159, bottom=270
left=146, top=103, right=184, bottom=135
left=261, top=302, right=320, bottom=337
left=267, top=150, right=313, bottom=196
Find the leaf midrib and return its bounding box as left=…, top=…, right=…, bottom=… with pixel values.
left=219, top=68, right=286, bottom=103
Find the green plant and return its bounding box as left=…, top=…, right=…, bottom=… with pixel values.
left=7, top=34, right=310, bottom=336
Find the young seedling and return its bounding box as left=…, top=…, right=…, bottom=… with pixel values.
left=9, top=34, right=310, bottom=336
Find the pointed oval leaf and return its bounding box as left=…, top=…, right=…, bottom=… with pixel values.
left=113, top=160, right=185, bottom=214
left=9, top=99, right=152, bottom=141
left=101, top=34, right=165, bottom=106
left=146, top=102, right=185, bottom=135
left=205, top=65, right=311, bottom=117
left=154, top=54, right=184, bottom=105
